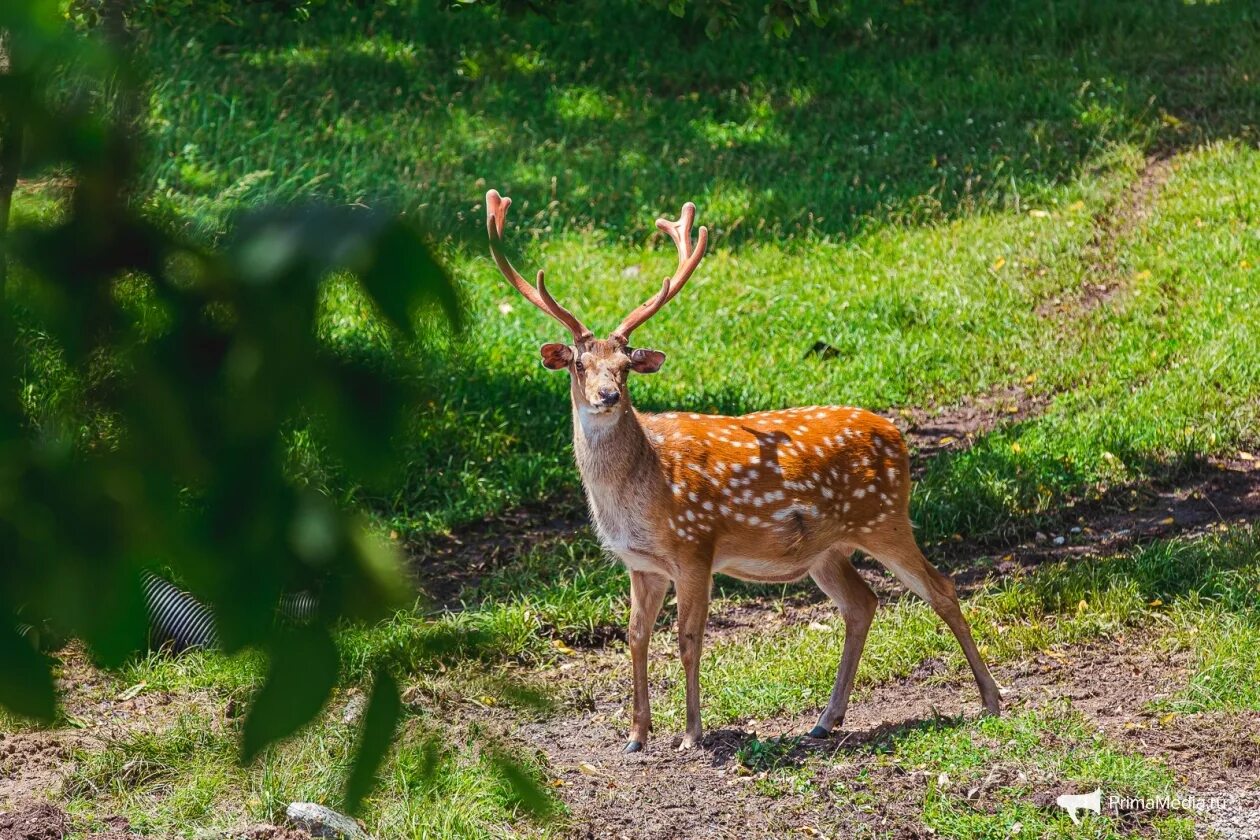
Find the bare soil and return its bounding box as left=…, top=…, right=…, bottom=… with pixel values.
left=511, top=642, right=1258, bottom=839
left=410, top=499, right=589, bottom=606
left=937, top=456, right=1260, bottom=588
left=0, top=803, right=142, bottom=840
left=1037, top=154, right=1176, bottom=319
left=888, top=383, right=1053, bottom=470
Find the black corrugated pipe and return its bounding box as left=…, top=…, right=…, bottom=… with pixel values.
left=16, top=574, right=319, bottom=653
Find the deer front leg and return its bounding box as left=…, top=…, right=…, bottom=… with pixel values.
left=625, top=570, right=670, bottom=753
left=674, top=566, right=712, bottom=750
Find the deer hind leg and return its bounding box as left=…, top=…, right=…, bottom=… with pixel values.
left=807, top=547, right=878, bottom=738
left=625, top=570, right=670, bottom=753
left=862, top=520, right=1002, bottom=715
left=673, top=564, right=712, bottom=750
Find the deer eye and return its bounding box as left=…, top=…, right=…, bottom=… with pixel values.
left=574, top=360, right=585, bottom=374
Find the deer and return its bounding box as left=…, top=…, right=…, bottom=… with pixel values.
left=485, top=189, right=1002, bottom=752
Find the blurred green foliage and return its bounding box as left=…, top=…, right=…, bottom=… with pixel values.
left=0, top=0, right=465, bottom=812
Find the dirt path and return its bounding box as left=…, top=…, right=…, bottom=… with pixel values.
left=1037, top=154, right=1176, bottom=319
left=512, top=641, right=1258, bottom=839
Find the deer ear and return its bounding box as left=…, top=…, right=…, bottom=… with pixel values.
left=541, top=343, right=573, bottom=370
left=629, top=348, right=666, bottom=374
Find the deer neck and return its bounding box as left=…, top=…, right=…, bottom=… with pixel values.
left=572, top=397, right=653, bottom=485
left=571, top=396, right=668, bottom=548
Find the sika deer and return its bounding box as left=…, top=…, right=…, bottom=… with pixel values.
left=485, top=190, right=1001, bottom=751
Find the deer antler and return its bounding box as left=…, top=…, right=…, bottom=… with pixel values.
left=486, top=190, right=592, bottom=342
left=613, top=202, right=708, bottom=342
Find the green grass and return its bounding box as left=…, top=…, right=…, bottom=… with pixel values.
left=87, top=0, right=1256, bottom=542
left=8, top=0, right=1260, bottom=835
left=63, top=702, right=560, bottom=838
left=137, top=0, right=1255, bottom=243
left=881, top=707, right=1197, bottom=838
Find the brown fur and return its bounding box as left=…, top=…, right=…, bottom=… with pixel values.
left=487, top=192, right=1001, bottom=751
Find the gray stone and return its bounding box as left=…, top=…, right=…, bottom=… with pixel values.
left=341, top=692, right=367, bottom=726
left=285, top=802, right=370, bottom=840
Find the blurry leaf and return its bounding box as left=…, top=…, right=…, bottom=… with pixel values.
left=242, top=626, right=339, bottom=763
left=490, top=751, right=553, bottom=817
left=344, top=668, right=401, bottom=814
left=357, top=222, right=460, bottom=336
left=0, top=621, right=55, bottom=722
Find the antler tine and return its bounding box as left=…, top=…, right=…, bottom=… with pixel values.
left=613, top=203, right=708, bottom=341
left=486, top=190, right=591, bottom=342
left=659, top=201, right=696, bottom=259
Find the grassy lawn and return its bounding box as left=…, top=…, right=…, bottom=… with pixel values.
left=4, top=0, right=1260, bottom=837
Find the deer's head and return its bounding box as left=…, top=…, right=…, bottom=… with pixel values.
left=486, top=190, right=707, bottom=421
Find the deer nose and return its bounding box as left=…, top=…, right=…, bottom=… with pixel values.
left=598, top=388, right=620, bottom=406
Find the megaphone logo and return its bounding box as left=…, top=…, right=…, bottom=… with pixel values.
left=1057, top=788, right=1102, bottom=825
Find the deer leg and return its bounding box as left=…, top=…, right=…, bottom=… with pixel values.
left=807, top=548, right=878, bottom=738
left=864, top=522, right=1002, bottom=715
left=674, top=565, right=712, bottom=750
left=625, top=570, right=670, bottom=753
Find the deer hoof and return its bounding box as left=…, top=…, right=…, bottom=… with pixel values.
left=624, top=740, right=643, bottom=753
left=807, top=725, right=830, bottom=739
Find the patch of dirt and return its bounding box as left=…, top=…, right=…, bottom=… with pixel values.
left=0, top=803, right=68, bottom=840
left=940, top=456, right=1260, bottom=589
left=1037, top=154, right=1176, bottom=319
left=409, top=498, right=588, bottom=606
left=0, top=646, right=212, bottom=811
left=0, top=733, right=76, bottom=810
left=511, top=640, right=1256, bottom=839
left=0, top=803, right=142, bottom=840
left=887, top=382, right=1052, bottom=469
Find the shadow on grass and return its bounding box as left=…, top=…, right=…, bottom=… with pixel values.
left=140, top=0, right=1258, bottom=242
left=700, top=712, right=968, bottom=770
